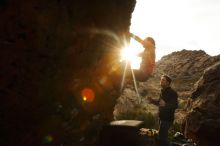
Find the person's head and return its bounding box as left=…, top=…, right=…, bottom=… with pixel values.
left=143, top=37, right=155, bottom=49
left=160, top=75, right=172, bottom=88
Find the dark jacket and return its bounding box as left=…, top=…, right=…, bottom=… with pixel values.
left=152, top=87, right=178, bottom=122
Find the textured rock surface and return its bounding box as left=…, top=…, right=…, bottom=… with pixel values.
left=184, top=61, right=220, bottom=146
left=1, top=0, right=135, bottom=145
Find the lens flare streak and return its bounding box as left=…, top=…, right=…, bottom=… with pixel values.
left=120, top=61, right=128, bottom=92
left=131, top=69, right=141, bottom=104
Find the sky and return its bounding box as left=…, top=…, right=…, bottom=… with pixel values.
left=130, top=0, right=220, bottom=61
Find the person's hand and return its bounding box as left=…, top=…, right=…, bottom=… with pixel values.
left=159, top=99, right=166, bottom=107
left=129, top=32, right=135, bottom=37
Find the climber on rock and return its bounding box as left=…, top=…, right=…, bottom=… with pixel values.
left=129, top=33, right=156, bottom=82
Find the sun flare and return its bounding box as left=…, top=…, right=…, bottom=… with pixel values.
left=120, top=39, right=144, bottom=69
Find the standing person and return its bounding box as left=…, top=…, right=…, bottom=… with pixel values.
left=147, top=75, right=178, bottom=146
left=130, top=33, right=156, bottom=81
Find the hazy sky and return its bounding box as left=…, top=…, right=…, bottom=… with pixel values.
left=130, top=0, right=220, bottom=60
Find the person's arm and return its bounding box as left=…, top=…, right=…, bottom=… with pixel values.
left=147, top=97, right=160, bottom=106
left=129, top=33, right=144, bottom=44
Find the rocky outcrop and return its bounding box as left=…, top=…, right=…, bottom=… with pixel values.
left=184, top=61, right=220, bottom=146
left=1, top=0, right=135, bottom=146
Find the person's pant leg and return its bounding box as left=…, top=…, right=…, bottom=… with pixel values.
left=158, top=120, right=172, bottom=146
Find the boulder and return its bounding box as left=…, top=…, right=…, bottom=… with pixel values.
left=184, top=61, right=220, bottom=146
left=1, top=0, right=136, bottom=145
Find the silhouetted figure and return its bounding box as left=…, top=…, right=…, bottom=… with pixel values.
left=130, top=33, right=156, bottom=81
left=147, top=75, right=178, bottom=146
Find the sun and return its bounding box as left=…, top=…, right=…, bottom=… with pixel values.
left=120, top=38, right=144, bottom=69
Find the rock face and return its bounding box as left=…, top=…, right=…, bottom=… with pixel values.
left=184, top=61, right=220, bottom=146
left=1, top=0, right=135, bottom=146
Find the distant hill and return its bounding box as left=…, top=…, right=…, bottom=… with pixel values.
left=155, top=49, right=220, bottom=79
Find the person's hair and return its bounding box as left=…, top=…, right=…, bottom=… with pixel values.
left=161, top=74, right=172, bottom=84
left=145, top=37, right=155, bottom=46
